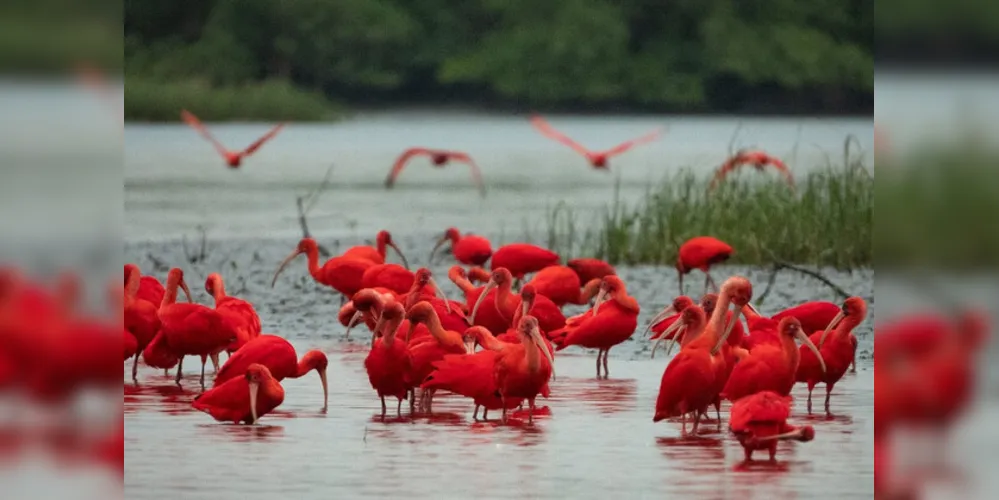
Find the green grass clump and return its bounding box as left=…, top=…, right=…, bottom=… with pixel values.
left=124, top=78, right=343, bottom=122
left=531, top=155, right=873, bottom=269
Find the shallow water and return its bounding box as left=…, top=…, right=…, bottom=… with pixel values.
left=124, top=345, right=873, bottom=500
left=124, top=112, right=875, bottom=498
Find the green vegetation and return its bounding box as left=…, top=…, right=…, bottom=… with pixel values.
left=875, top=142, right=999, bottom=270
left=125, top=78, right=341, bottom=122
left=529, top=141, right=873, bottom=268
left=123, top=0, right=874, bottom=120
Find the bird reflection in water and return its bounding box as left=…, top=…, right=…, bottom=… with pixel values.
left=124, top=383, right=199, bottom=416
left=214, top=424, right=286, bottom=443
left=557, top=377, right=637, bottom=414
left=656, top=436, right=726, bottom=469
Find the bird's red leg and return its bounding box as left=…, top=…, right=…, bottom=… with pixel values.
left=528, top=398, right=536, bottom=425
left=396, top=398, right=402, bottom=418
left=681, top=411, right=688, bottom=437
left=210, top=352, right=220, bottom=373
left=199, top=356, right=207, bottom=390
left=714, top=397, right=722, bottom=429
left=602, top=348, right=610, bottom=379
left=174, top=357, right=184, bottom=386
left=744, top=447, right=753, bottom=462
left=409, top=389, right=416, bottom=413
left=131, top=353, right=140, bottom=383
left=595, top=350, right=602, bottom=378
left=501, top=396, right=508, bottom=424
left=825, top=384, right=833, bottom=416
left=473, top=404, right=480, bottom=420
left=380, top=396, right=387, bottom=419
left=483, top=408, right=489, bottom=420
left=807, top=387, right=814, bottom=414
left=691, top=410, right=702, bottom=435
left=769, top=442, right=778, bottom=461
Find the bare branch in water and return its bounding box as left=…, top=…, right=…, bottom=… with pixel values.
left=296, top=164, right=335, bottom=258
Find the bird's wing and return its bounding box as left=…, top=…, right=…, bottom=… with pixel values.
left=450, top=152, right=487, bottom=197
left=385, top=148, right=432, bottom=188
left=241, top=123, right=286, bottom=156
left=708, top=155, right=745, bottom=191
left=765, top=156, right=795, bottom=187
left=529, top=115, right=592, bottom=157
left=181, top=109, right=229, bottom=158
left=603, top=127, right=665, bottom=157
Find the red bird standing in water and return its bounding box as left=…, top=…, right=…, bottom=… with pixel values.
left=729, top=391, right=815, bottom=462
left=429, top=227, right=493, bottom=266
left=470, top=268, right=565, bottom=336
left=551, top=276, right=639, bottom=378
left=490, top=243, right=559, bottom=280
left=272, top=238, right=377, bottom=301
left=566, top=258, right=616, bottom=284
left=797, top=296, right=868, bottom=415
left=676, top=236, right=733, bottom=296
left=157, top=268, right=235, bottom=388
left=525, top=265, right=602, bottom=308
left=654, top=277, right=753, bottom=436
left=404, top=301, right=473, bottom=413
left=421, top=326, right=525, bottom=421
left=771, top=300, right=855, bottom=372
left=193, top=363, right=284, bottom=424
left=364, top=302, right=413, bottom=418
left=342, top=230, right=410, bottom=268
left=214, top=334, right=329, bottom=411
left=181, top=109, right=285, bottom=169
left=494, top=316, right=556, bottom=424
left=721, top=317, right=825, bottom=402
left=124, top=264, right=192, bottom=381
left=530, top=115, right=664, bottom=169
left=385, top=147, right=485, bottom=197
left=709, top=149, right=795, bottom=190
left=205, top=273, right=262, bottom=367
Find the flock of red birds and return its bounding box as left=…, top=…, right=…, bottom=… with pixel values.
left=123, top=228, right=869, bottom=463
left=179, top=110, right=795, bottom=196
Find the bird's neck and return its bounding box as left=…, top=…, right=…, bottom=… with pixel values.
left=305, top=248, right=322, bottom=280
left=450, top=273, right=476, bottom=295
left=706, top=293, right=733, bottom=347
left=159, top=281, right=180, bottom=313
left=609, top=290, right=640, bottom=314
left=477, top=330, right=504, bottom=351
left=524, top=338, right=540, bottom=374
left=295, top=359, right=315, bottom=378
left=124, top=270, right=141, bottom=302
left=211, top=280, right=226, bottom=303
left=781, top=334, right=800, bottom=368
left=577, top=279, right=602, bottom=305
left=376, top=240, right=388, bottom=259
left=495, top=283, right=517, bottom=315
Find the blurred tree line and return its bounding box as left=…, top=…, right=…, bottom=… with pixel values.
left=124, top=0, right=876, bottom=116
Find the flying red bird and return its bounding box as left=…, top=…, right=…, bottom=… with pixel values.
left=530, top=115, right=664, bottom=169
left=180, top=109, right=285, bottom=169
left=384, top=148, right=486, bottom=197
left=709, top=149, right=795, bottom=191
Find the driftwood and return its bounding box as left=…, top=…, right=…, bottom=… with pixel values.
left=295, top=164, right=334, bottom=258
left=756, top=259, right=851, bottom=305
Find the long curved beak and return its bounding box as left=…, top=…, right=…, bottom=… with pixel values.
left=651, top=320, right=685, bottom=358
left=464, top=338, right=475, bottom=354
left=428, top=235, right=448, bottom=265
left=754, top=427, right=809, bottom=442
left=520, top=300, right=530, bottom=322
left=797, top=330, right=826, bottom=373
left=370, top=313, right=387, bottom=349
left=818, top=311, right=846, bottom=349
left=665, top=328, right=686, bottom=357
left=591, top=288, right=608, bottom=317
left=179, top=279, right=193, bottom=303
left=271, top=250, right=302, bottom=288
left=344, top=311, right=364, bottom=340
left=428, top=278, right=452, bottom=314
left=531, top=325, right=556, bottom=380
left=389, top=242, right=410, bottom=270
left=469, top=279, right=497, bottom=325
left=248, top=380, right=260, bottom=425
left=745, top=302, right=761, bottom=316
left=405, top=321, right=417, bottom=344
left=644, top=305, right=678, bottom=338
left=712, top=305, right=744, bottom=355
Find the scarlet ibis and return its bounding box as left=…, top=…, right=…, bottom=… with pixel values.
left=676, top=236, right=733, bottom=296
left=730, top=391, right=815, bottom=461
left=384, top=148, right=485, bottom=197
left=181, top=109, right=284, bottom=169
left=193, top=364, right=284, bottom=424
left=429, top=227, right=493, bottom=266
left=709, top=149, right=795, bottom=190
left=550, top=276, right=639, bottom=379
left=490, top=243, right=559, bottom=280
left=530, top=115, right=663, bottom=169
left=797, top=296, right=868, bottom=415
left=494, top=316, right=555, bottom=424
